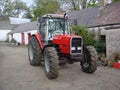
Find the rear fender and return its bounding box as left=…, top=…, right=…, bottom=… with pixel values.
left=38, top=44, right=54, bottom=54
left=31, top=34, right=43, bottom=49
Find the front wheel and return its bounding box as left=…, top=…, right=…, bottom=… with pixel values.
left=44, top=47, right=59, bottom=79
left=81, top=45, right=98, bottom=73
left=28, top=36, right=42, bottom=66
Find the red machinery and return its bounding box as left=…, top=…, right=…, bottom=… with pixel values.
left=28, top=14, right=98, bottom=79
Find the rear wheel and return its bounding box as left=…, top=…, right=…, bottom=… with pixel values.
left=81, top=45, right=98, bottom=73
left=28, top=36, right=42, bottom=66
left=44, top=47, right=58, bottom=79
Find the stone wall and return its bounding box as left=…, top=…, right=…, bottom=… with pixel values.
left=89, top=27, right=106, bottom=40
left=106, top=29, right=120, bottom=58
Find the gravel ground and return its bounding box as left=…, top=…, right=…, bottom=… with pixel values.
left=0, top=43, right=120, bottom=90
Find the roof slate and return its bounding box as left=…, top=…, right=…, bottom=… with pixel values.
left=68, top=7, right=100, bottom=27
left=0, top=20, right=12, bottom=30
left=92, top=2, right=120, bottom=27
left=11, top=21, right=38, bottom=33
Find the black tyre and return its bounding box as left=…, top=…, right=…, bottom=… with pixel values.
left=28, top=36, right=42, bottom=66
left=44, top=47, right=58, bottom=79
left=81, top=45, right=98, bottom=73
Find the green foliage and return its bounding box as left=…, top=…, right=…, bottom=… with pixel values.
left=72, top=25, right=95, bottom=45
left=72, top=25, right=106, bottom=55
left=11, top=38, right=17, bottom=43
left=112, top=0, right=120, bottom=2
left=5, top=38, right=9, bottom=42
left=58, top=0, right=98, bottom=10
left=93, top=40, right=102, bottom=53
left=0, top=0, right=12, bottom=17
left=33, top=8, right=47, bottom=20
left=24, top=12, right=33, bottom=20
left=87, top=0, right=99, bottom=8
left=13, top=0, right=28, bottom=17
left=0, top=0, right=29, bottom=18
left=93, top=38, right=106, bottom=56
left=23, top=8, right=33, bottom=20
left=33, top=0, right=60, bottom=20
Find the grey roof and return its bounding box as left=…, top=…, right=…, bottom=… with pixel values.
left=92, top=1, right=120, bottom=27
left=0, top=20, right=12, bottom=30
left=68, top=7, right=100, bottom=27
left=11, top=21, right=38, bottom=33
left=9, top=17, right=31, bottom=24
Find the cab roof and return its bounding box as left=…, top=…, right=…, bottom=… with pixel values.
left=42, top=14, right=64, bottom=18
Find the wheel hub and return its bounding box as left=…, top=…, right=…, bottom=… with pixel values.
left=44, top=54, right=50, bottom=73
left=29, top=44, right=34, bottom=60
left=83, top=54, right=90, bottom=68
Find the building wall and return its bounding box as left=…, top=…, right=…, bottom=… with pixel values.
left=13, top=33, right=21, bottom=43
left=106, top=29, right=120, bottom=58
left=24, top=30, right=37, bottom=45
left=0, top=30, right=11, bottom=41
left=13, top=30, right=37, bottom=45
left=8, top=34, right=12, bottom=41
left=89, top=27, right=106, bottom=40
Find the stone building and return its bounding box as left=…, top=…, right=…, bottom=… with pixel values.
left=68, top=1, right=120, bottom=58
left=68, top=7, right=100, bottom=27
left=91, top=1, right=120, bottom=58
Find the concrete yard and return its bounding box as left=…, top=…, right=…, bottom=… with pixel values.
left=0, top=43, right=120, bottom=90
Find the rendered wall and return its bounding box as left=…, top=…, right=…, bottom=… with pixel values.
left=0, top=30, right=11, bottom=41
left=13, top=30, right=37, bottom=45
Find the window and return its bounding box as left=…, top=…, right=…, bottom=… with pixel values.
left=39, top=19, right=46, bottom=41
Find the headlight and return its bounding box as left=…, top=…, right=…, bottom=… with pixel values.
left=77, top=47, right=81, bottom=50
left=71, top=47, right=76, bottom=50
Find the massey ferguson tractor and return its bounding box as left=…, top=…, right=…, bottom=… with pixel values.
left=28, top=14, right=98, bottom=79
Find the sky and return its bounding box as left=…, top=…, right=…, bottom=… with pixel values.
left=22, top=0, right=33, bottom=7
left=18, top=0, right=33, bottom=18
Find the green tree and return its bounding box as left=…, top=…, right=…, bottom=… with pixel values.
left=12, top=0, right=28, bottom=17
left=87, top=0, right=99, bottom=8
left=0, top=0, right=29, bottom=18
left=0, top=0, right=13, bottom=17
left=59, top=0, right=99, bottom=10
left=32, top=0, right=60, bottom=20
left=112, top=0, right=120, bottom=2
left=23, top=8, right=33, bottom=20
left=72, top=25, right=95, bottom=45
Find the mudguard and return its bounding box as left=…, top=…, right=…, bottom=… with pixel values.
left=32, top=34, right=43, bottom=49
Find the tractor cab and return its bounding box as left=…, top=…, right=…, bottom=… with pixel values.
left=38, top=14, right=70, bottom=41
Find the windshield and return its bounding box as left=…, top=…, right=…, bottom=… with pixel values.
left=47, top=18, right=70, bottom=39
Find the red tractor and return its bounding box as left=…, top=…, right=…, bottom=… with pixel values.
left=28, top=14, right=98, bottom=79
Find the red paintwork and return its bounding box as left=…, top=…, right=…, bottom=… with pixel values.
left=22, top=33, right=25, bottom=45
left=33, top=34, right=43, bottom=49
left=52, top=34, right=79, bottom=54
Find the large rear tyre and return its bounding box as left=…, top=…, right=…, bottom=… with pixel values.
left=44, top=47, right=58, bottom=79
left=28, top=36, right=42, bottom=66
left=81, top=45, right=98, bottom=73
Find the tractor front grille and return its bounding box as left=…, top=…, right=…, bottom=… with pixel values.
left=70, top=37, right=82, bottom=54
